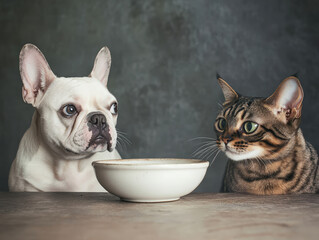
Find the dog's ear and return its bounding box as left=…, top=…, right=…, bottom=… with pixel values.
left=19, top=44, right=56, bottom=107
left=90, top=46, right=111, bottom=86
left=264, top=76, right=304, bottom=122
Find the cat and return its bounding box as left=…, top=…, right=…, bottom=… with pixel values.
left=214, top=74, right=319, bottom=195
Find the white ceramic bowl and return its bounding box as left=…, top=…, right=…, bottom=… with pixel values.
left=92, top=158, right=209, bottom=203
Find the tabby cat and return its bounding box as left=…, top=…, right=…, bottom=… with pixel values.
left=215, top=74, right=319, bottom=194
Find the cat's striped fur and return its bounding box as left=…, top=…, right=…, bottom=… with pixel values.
left=215, top=75, right=319, bottom=195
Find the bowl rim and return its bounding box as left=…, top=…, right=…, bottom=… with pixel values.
left=92, top=158, right=209, bottom=170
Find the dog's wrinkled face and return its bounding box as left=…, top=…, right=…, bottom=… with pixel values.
left=19, top=44, right=118, bottom=156
left=39, top=77, right=118, bottom=154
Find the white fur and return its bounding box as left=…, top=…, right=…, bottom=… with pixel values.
left=221, top=142, right=263, bottom=161
left=9, top=114, right=120, bottom=191
left=225, top=148, right=263, bottom=161
left=9, top=44, right=121, bottom=192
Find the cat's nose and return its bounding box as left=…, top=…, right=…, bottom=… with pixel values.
left=222, top=136, right=233, bottom=144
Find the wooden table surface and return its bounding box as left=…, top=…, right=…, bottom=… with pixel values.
left=0, top=192, right=318, bottom=240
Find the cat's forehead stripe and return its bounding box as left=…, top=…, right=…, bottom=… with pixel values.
left=222, top=97, right=264, bottom=121
left=220, top=97, right=265, bottom=123
left=234, top=107, right=245, bottom=117
left=228, top=100, right=246, bottom=118
left=223, top=106, right=233, bottom=117
left=241, top=109, right=248, bottom=120
left=230, top=99, right=246, bottom=116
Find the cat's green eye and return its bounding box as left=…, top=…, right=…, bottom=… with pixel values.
left=217, top=118, right=226, bottom=131
left=243, top=121, right=258, bottom=134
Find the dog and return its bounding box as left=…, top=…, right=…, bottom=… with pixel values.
left=9, top=44, right=121, bottom=191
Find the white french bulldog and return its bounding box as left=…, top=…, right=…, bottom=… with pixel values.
left=9, top=44, right=121, bottom=192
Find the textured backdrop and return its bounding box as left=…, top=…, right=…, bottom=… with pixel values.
left=1, top=0, right=319, bottom=192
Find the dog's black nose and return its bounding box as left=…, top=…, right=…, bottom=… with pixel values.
left=89, top=114, right=107, bottom=129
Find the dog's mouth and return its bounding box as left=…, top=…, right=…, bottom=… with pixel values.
left=88, top=132, right=112, bottom=151
left=65, top=133, right=112, bottom=155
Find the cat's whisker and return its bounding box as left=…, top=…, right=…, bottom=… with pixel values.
left=192, top=142, right=217, bottom=156
left=254, top=157, right=261, bottom=167
left=188, top=137, right=216, bottom=142
left=255, top=156, right=268, bottom=171
left=199, top=146, right=220, bottom=162
left=196, top=140, right=216, bottom=143
left=192, top=144, right=209, bottom=156
left=256, top=158, right=262, bottom=168
left=193, top=146, right=213, bottom=158
left=193, top=145, right=217, bottom=159
left=248, top=159, right=253, bottom=167
left=191, top=139, right=216, bottom=151
left=210, top=149, right=222, bottom=167
left=201, top=146, right=219, bottom=160
left=259, top=157, right=268, bottom=172
left=258, top=157, right=266, bottom=168
left=191, top=140, right=216, bottom=147
left=204, top=147, right=220, bottom=161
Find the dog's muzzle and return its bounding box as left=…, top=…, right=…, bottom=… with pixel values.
left=87, top=113, right=112, bottom=151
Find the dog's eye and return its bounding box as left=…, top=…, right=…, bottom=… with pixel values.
left=62, top=104, right=77, bottom=117
left=110, top=102, right=118, bottom=115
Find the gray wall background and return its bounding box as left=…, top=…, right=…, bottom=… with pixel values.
left=1, top=0, right=319, bottom=192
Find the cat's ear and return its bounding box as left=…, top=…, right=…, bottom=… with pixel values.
left=217, top=74, right=239, bottom=105
left=264, top=76, right=304, bottom=122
